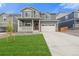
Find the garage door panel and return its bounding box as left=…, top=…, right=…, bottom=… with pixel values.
left=41, top=26, right=56, bottom=32
left=41, top=21, right=56, bottom=26
left=41, top=21, right=56, bottom=32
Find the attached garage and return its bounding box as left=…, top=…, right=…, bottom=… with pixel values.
left=40, top=21, right=57, bottom=32
left=0, top=27, right=6, bottom=32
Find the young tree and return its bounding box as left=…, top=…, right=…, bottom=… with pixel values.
left=6, top=19, right=14, bottom=41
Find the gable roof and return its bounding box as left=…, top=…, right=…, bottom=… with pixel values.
left=56, top=12, right=71, bottom=19
left=21, top=6, right=57, bottom=16
left=74, top=10, right=79, bottom=13
left=21, top=7, right=40, bottom=12
left=0, top=13, right=21, bottom=17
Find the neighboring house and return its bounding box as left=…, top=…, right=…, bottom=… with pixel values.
left=17, top=7, right=57, bottom=32
left=56, top=12, right=75, bottom=30
left=0, top=7, right=57, bottom=32
left=73, top=10, right=79, bottom=29
left=0, top=13, right=20, bottom=32
left=56, top=10, right=79, bottom=30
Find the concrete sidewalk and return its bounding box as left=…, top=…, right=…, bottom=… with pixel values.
left=43, top=31, right=79, bottom=56
left=0, top=33, right=8, bottom=39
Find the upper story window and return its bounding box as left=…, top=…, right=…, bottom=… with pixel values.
left=46, top=15, right=48, bottom=18
left=34, top=11, right=35, bottom=17
left=41, top=15, right=45, bottom=19
left=77, top=13, right=79, bottom=18
left=74, top=13, right=79, bottom=18
left=25, top=11, right=32, bottom=17
left=3, top=16, right=7, bottom=21
left=25, top=13, right=27, bottom=17
left=65, top=15, right=68, bottom=19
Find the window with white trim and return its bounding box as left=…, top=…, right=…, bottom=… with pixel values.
left=25, top=11, right=32, bottom=17
left=77, top=13, right=79, bottom=18
left=65, top=15, right=68, bottom=19
left=3, top=16, right=7, bottom=21
left=25, top=22, right=31, bottom=26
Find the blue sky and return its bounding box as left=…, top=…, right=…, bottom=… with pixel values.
left=0, top=3, right=79, bottom=14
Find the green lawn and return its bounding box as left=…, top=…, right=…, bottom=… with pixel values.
left=0, top=34, right=51, bottom=56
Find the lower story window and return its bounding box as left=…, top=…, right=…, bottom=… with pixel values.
left=25, top=23, right=31, bottom=26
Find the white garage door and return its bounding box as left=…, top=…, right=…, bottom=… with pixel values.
left=0, top=27, right=6, bottom=32
left=41, top=21, right=57, bottom=32
left=41, top=25, right=56, bottom=32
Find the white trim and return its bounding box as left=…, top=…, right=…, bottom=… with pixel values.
left=74, top=12, right=76, bottom=29
left=18, top=20, right=19, bottom=32
left=56, top=21, right=59, bottom=31
left=65, top=15, right=68, bottom=19
left=32, top=20, right=33, bottom=32
left=59, top=19, right=74, bottom=23
left=40, top=20, right=58, bottom=21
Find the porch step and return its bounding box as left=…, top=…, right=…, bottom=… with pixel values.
left=33, top=30, right=39, bottom=33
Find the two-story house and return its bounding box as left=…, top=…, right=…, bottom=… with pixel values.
left=17, top=7, right=57, bottom=32
left=56, top=10, right=79, bottom=30
left=56, top=12, right=75, bottom=30
left=73, top=10, right=79, bottom=29
left=0, top=13, right=20, bottom=32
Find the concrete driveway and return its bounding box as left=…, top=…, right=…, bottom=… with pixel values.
left=43, top=31, right=79, bottom=56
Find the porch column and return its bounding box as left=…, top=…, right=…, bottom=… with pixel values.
left=18, top=20, right=20, bottom=32
left=32, top=20, right=33, bottom=32
left=21, top=12, right=22, bottom=18
left=39, top=20, right=41, bottom=32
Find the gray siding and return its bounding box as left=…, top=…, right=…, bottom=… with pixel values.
left=57, top=12, right=75, bottom=29
left=0, top=14, right=20, bottom=32
left=41, top=13, right=56, bottom=21
left=58, top=20, right=74, bottom=29
left=13, top=15, right=21, bottom=32
left=0, top=27, right=6, bottom=32
left=21, top=7, right=40, bottom=18
left=57, top=12, right=74, bottom=21
left=0, top=14, right=13, bottom=32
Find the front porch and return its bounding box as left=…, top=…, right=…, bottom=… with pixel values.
left=18, top=18, right=41, bottom=32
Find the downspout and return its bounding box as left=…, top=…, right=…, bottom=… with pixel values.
left=56, top=13, right=59, bottom=31
left=73, top=12, right=76, bottom=30
left=56, top=20, right=60, bottom=31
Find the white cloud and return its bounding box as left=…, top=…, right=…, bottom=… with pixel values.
left=54, top=3, right=79, bottom=13
left=0, top=3, right=2, bottom=7
left=0, top=3, right=5, bottom=8
left=59, top=3, right=79, bottom=10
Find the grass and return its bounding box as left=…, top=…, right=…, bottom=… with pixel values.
left=0, top=34, right=51, bottom=56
